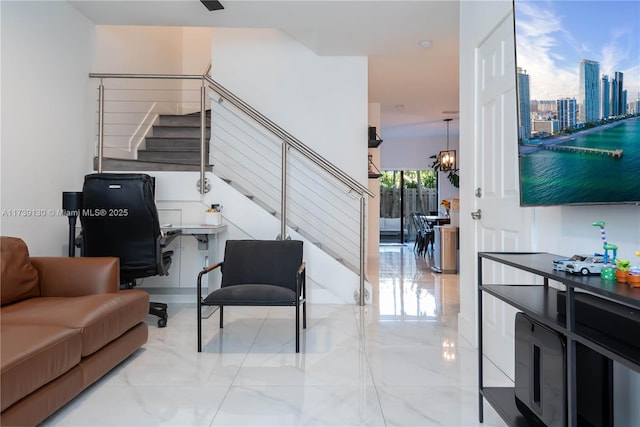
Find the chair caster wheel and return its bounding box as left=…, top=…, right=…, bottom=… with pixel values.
left=157, top=318, right=167, bottom=328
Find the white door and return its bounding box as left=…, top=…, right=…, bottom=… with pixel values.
left=468, top=12, right=533, bottom=378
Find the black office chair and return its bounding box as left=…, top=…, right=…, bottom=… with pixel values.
left=80, top=173, right=180, bottom=327
left=197, top=239, right=306, bottom=352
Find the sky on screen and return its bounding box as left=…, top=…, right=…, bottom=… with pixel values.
left=515, top=0, right=640, bottom=102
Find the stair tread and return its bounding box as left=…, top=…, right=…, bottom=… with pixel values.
left=158, top=115, right=211, bottom=119
left=140, top=148, right=206, bottom=152
left=145, top=137, right=204, bottom=141
left=153, top=125, right=210, bottom=129
left=93, top=157, right=210, bottom=171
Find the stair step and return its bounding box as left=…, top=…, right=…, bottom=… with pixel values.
left=151, top=126, right=211, bottom=138
left=158, top=114, right=211, bottom=127
left=93, top=157, right=209, bottom=172
left=145, top=138, right=205, bottom=151
left=138, top=150, right=209, bottom=163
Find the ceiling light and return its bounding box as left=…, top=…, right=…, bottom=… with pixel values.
left=438, top=119, right=456, bottom=172
left=419, top=40, right=432, bottom=48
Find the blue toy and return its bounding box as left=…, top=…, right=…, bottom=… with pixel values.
left=592, top=221, right=617, bottom=267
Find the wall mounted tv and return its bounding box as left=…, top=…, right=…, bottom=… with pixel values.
left=514, top=0, right=640, bottom=206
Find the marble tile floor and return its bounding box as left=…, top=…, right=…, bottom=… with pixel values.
left=45, top=245, right=510, bottom=427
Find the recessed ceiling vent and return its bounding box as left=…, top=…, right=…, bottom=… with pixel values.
left=201, top=1, right=224, bottom=11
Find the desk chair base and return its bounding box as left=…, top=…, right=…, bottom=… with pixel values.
left=150, top=302, right=168, bottom=328
left=122, top=280, right=168, bottom=328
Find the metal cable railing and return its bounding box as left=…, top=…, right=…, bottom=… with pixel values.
left=89, top=73, right=373, bottom=305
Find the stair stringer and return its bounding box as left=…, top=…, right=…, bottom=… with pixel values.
left=204, top=172, right=370, bottom=304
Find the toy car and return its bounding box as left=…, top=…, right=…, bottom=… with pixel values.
left=565, top=256, right=604, bottom=275
left=553, top=254, right=592, bottom=272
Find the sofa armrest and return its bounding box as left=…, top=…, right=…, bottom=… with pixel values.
left=30, top=257, right=120, bottom=297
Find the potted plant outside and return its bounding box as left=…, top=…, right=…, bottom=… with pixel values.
left=614, top=259, right=630, bottom=283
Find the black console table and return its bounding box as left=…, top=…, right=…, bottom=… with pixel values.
left=477, top=252, right=640, bottom=427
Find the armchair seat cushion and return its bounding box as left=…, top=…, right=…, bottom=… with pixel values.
left=203, top=284, right=297, bottom=306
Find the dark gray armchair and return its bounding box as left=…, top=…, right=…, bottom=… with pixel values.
left=197, top=239, right=306, bottom=352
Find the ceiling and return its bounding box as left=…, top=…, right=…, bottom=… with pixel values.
left=70, top=0, right=460, bottom=141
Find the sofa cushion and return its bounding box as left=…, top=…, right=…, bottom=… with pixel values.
left=0, top=290, right=149, bottom=357
left=0, top=236, right=40, bottom=306
left=0, top=323, right=82, bottom=412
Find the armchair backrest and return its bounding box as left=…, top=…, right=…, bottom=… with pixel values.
left=221, top=240, right=303, bottom=291
left=81, top=173, right=161, bottom=281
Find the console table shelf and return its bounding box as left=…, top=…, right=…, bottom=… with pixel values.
left=478, top=252, right=640, bottom=427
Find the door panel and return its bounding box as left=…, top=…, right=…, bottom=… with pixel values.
left=474, top=13, right=533, bottom=379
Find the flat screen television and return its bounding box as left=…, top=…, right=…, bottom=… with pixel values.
left=513, top=0, right=640, bottom=206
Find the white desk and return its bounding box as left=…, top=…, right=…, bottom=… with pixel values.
left=164, top=224, right=227, bottom=264
left=162, top=224, right=227, bottom=292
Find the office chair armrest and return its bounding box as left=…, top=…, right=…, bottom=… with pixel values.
left=160, top=228, right=182, bottom=248
left=156, top=229, right=182, bottom=276
left=30, top=257, right=120, bottom=297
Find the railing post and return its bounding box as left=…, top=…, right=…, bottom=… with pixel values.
left=200, top=79, right=206, bottom=194
left=359, top=195, right=366, bottom=306
left=280, top=142, right=287, bottom=240
left=97, top=79, right=105, bottom=173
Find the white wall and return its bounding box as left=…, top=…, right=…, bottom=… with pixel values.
left=381, top=133, right=459, bottom=172
left=0, top=1, right=95, bottom=256
left=93, top=26, right=183, bottom=73
left=367, top=103, right=381, bottom=266
left=380, top=132, right=460, bottom=214
left=182, top=27, right=214, bottom=75
left=459, top=1, right=640, bottom=424
left=210, top=28, right=368, bottom=182
left=92, top=26, right=213, bottom=76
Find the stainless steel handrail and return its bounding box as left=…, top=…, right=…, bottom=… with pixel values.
left=89, top=72, right=373, bottom=198
left=89, top=73, right=204, bottom=80
left=89, top=72, right=372, bottom=304
left=202, top=75, right=374, bottom=199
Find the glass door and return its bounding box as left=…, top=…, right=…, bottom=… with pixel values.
left=380, top=170, right=437, bottom=243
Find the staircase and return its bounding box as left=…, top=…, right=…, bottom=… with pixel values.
left=90, top=72, right=372, bottom=304
left=95, top=111, right=211, bottom=171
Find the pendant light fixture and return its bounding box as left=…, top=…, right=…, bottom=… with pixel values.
left=438, top=118, right=456, bottom=171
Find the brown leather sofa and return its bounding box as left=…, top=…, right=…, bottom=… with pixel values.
left=0, top=236, right=149, bottom=426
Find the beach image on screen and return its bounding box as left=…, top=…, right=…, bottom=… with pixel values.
left=514, top=0, right=640, bottom=205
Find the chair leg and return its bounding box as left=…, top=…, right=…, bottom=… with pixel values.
left=295, top=303, right=300, bottom=353
left=197, top=300, right=202, bottom=352
left=219, top=306, right=224, bottom=328
left=149, top=302, right=168, bottom=328
left=303, top=301, right=307, bottom=329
